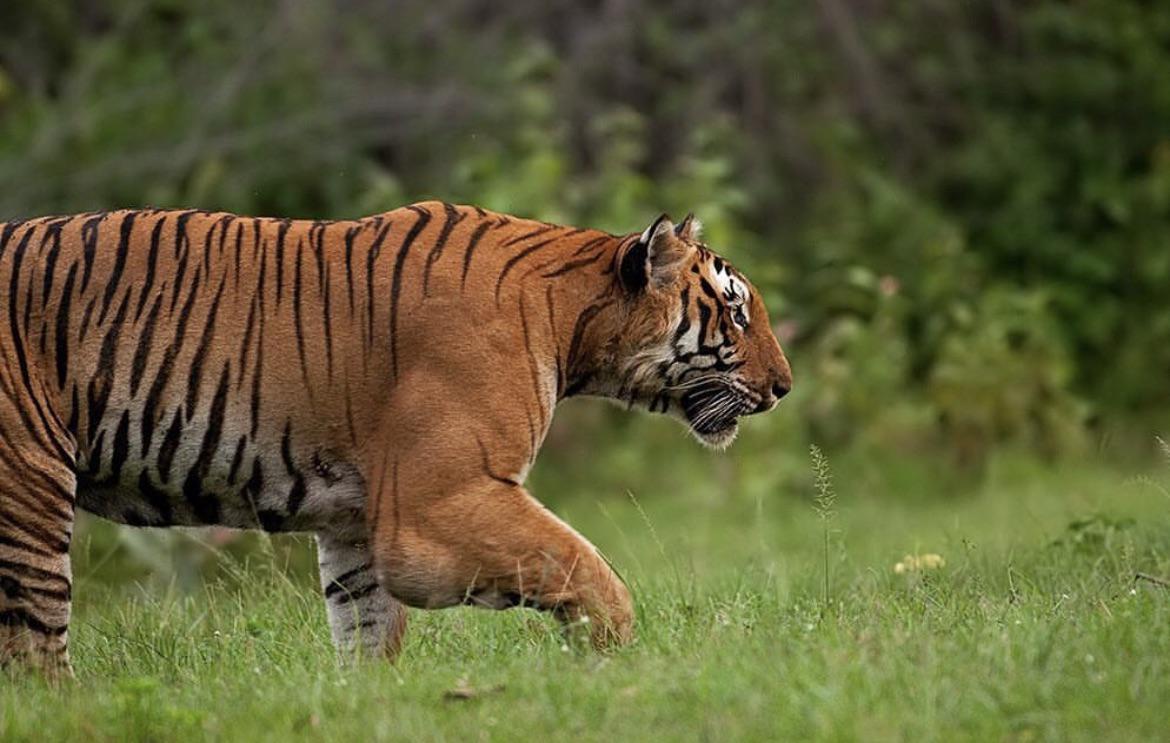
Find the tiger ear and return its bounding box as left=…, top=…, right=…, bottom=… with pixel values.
left=674, top=213, right=701, bottom=241
left=619, top=214, right=689, bottom=293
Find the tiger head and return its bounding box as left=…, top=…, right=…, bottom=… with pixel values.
left=590, top=214, right=793, bottom=449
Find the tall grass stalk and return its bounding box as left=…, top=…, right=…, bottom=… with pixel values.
left=809, top=444, right=837, bottom=611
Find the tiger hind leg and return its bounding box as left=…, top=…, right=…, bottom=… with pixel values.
left=316, top=533, right=408, bottom=661
left=0, top=440, right=77, bottom=680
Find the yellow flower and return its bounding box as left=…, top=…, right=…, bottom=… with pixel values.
left=894, top=553, right=946, bottom=573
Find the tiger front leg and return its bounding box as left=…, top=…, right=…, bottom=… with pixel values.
left=373, top=475, right=634, bottom=650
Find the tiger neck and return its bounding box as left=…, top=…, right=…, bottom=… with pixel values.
left=540, top=232, right=634, bottom=402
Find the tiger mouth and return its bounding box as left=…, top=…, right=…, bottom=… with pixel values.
left=679, top=386, right=755, bottom=447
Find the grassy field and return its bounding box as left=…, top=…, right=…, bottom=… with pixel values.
left=2, top=449, right=1169, bottom=741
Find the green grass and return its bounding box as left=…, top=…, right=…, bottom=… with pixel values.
left=3, top=452, right=1170, bottom=741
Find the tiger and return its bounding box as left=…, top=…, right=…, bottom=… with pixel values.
left=0, top=201, right=792, bottom=677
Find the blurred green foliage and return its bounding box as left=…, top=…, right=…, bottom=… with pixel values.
left=1, top=0, right=1168, bottom=476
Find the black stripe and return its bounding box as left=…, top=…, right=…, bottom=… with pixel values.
left=275, top=219, right=291, bottom=305
left=422, top=202, right=464, bottom=296
left=39, top=217, right=68, bottom=312
left=388, top=205, right=432, bottom=380
left=311, top=221, right=327, bottom=297
left=54, top=263, right=78, bottom=390
left=696, top=299, right=713, bottom=346
left=78, top=296, right=96, bottom=344
left=0, top=608, right=67, bottom=636
left=184, top=277, right=227, bottom=420
left=250, top=322, right=264, bottom=439
left=281, top=423, right=298, bottom=476
left=501, top=224, right=558, bottom=247
left=22, top=277, right=34, bottom=344
left=475, top=436, right=520, bottom=487
left=0, top=219, right=28, bottom=261
left=365, top=220, right=393, bottom=344
left=98, top=211, right=135, bottom=325
left=67, top=385, right=78, bottom=438
left=698, top=277, right=719, bottom=300
left=293, top=239, right=311, bottom=389
left=565, top=297, right=616, bottom=386
left=79, top=430, right=104, bottom=488
left=130, top=290, right=165, bottom=397
left=78, top=212, right=106, bottom=293
left=0, top=498, right=70, bottom=548
left=569, top=235, right=609, bottom=258
left=109, top=410, right=131, bottom=481
left=201, top=216, right=216, bottom=278
left=0, top=557, right=71, bottom=587
left=672, top=287, right=692, bottom=347
left=323, top=564, right=373, bottom=597
left=244, top=457, right=264, bottom=510
left=237, top=290, right=259, bottom=389
left=157, top=410, right=184, bottom=482
left=182, top=362, right=230, bottom=523
left=545, top=285, right=564, bottom=396
left=141, top=271, right=202, bottom=455
left=233, top=221, right=244, bottom=287
left=344, top=224, right=360, bottom=314
left=248, top=238, right=268, bottom=438
left=331, top=582, right=379, bottom=605
left=541, top=250, right=606, bottom=278
left=518, top=295, right=546, bottom=427
left=218, top=215, right=235, bottom=256
left=168, top=211, right=195, bottom=314
left=281, top=423, right=307, bottom=516
left=494, top=237, right=559, bottom=303
left=227, top=435, right=247, bottom=486
left=322, top=260, right=334, bottom=380
left=86, top=292, right=130, bottom=445
left=135, top=215, right=167, bottom=322
left=459, top=220, right=493, bottom=289
left=0, top=529, right=66, bottom=559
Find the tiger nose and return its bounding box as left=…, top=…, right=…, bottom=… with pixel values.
left=753, top=380, right=790, bottom=414
left=754, top=373, right=792, bottom=413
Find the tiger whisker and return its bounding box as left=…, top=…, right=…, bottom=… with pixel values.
left=692, top=393, right=741, bottom=429
left=662, top=373, right=731, bottom=391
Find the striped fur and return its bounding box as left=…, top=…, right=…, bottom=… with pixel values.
left=0, top=202, right=791, bottom=676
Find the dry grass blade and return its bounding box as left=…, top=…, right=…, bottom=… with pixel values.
left=443, top=678, right=506, bottom=701
left=1135, top=572, right=1170, bottom=590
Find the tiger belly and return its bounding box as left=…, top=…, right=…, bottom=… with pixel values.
left=74, top=416, right=367, bottom=535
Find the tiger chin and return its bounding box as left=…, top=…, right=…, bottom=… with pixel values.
left=0, top=201, right=790, bottom=678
